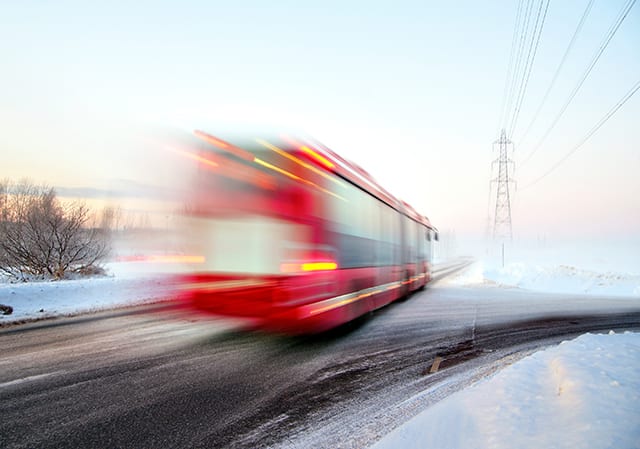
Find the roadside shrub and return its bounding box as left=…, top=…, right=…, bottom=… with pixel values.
left=0, top=179, right=110, bottom=281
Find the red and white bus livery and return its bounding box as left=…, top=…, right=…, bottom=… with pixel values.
left=174, top=129, right=438, bottom=334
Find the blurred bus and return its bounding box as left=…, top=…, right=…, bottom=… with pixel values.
left=172, top=129, right=437, bottom=334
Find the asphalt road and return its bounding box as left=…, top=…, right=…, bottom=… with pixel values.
left=1, top=262, right=639, bottom=449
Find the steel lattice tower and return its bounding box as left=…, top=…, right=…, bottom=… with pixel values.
left=491, top=129, right=515, bottom=241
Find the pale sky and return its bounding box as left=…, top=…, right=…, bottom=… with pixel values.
left=1, top=0, right=638, bottom=240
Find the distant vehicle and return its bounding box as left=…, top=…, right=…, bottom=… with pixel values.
left=173, top=129, right=438, bottom=334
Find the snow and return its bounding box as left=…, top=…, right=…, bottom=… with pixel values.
left=451, top=260, right=640, bottom=297
left=372, top=331, right=640, bottom=449
left=448, top=240, right=640, bottom=297
left=0, top=261, right=183, bottom=323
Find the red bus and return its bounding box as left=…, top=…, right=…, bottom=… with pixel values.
left=173, top=129, right=438, bottom=334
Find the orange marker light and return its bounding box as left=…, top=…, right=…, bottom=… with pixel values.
left=300, top=146, right=335, bottom=169
left=301, top=262, right=338, bottom=271
left=281, top=261, right=338, bottom=273
left=194, top=130, right=254, bottom=162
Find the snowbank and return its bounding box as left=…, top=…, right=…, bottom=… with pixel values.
left=372, top=331, right=640, bottom=449
left=0, top=262, right=184, bottom=323
left=452, top=261, right=640, bottom=297
left=448, top=242, right=640, bottom=297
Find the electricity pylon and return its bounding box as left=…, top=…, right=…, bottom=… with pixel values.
left=491, top=129, right=515, bottom=241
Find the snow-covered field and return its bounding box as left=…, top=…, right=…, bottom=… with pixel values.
left=372, top=330, right=640, bottom=449
left=0, top=261, right=185, bottom=323
left=448, top=239, right=640, bottom=297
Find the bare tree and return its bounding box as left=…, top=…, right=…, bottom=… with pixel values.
left=99, top=205, right=123, bottom=232
left=0, top=179, right=110, bottom=280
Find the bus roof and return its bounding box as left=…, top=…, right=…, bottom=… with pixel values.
left=189, top=128, right=434, bottom=228
left=303, top=136, right=432, bottom=227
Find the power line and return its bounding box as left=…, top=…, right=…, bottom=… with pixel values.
left=521, top=77, right=640, bottom=190
left=502, top=0, right=536, bottom=132
left=520, top=0, right=637, bottom=165
left=517, top=0, right=595, bottom=148
left=498, top=0, right=527, bottom=133
left=507, top=0, right=551, bottom=139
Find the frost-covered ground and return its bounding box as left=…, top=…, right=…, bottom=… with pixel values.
left=0, top=230, right=193, bottom=323
left=372, top=331, right=640, bottom=449
left=0, top=261, right=184, bottom=323
left=448, top=239, right=640, bottom=297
